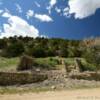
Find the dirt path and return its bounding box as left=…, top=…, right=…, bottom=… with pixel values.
left=0, top=88, right=100, bottom=100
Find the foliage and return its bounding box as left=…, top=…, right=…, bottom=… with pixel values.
left=0, top=39, right=7, bottom=49
left=0, top=36, right=100, bottom=72
left=0, top=37, right=82, bottom=58
left=2, top=42, right=24, bottom=57
left=83, top=46, right=100, bottom=71
left=80, top=59, right=96, bottom=71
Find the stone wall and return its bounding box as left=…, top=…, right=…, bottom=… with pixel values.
left=70, top=72, right=100, bottom=81
left=0, top=71, right=47, bottom=86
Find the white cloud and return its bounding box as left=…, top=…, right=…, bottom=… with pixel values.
left=63, top=7, right=71, bottom=18
left=55, top=7, right=61, bottom=13
left=34, top=2, right=41, bottom=7
left=68, top=0, right=100, bottom=19
left=40, top=34, right=48, bottom=38
left=47, top=0, right=57, bottom=14
left=0, top=10, right=3, bottom=14
left=15, top=4, right=22, bottom=13
left=0, top=12, right=39, bottom=38
left=50, top=0, right=57, bottom=7
left=4, top=8, right=10, bottom=13
left=2, top=12, right=11, bottom=17
left=34, top=14, right=53, bottom=22
left=26, top=10, right=34, bottom=19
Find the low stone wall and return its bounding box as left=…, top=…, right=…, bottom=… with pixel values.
left=0, top=71, right=47, bottom=86
left=70, top=72, right=100, bottom=81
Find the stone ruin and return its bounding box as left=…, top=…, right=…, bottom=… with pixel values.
left=62, top=58, right=82, bottom=76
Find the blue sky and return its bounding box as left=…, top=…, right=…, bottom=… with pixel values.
left=0, top=0, right=100, bottom=39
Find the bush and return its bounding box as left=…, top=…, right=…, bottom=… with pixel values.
left=81, top=60, right=96, bottom=71
left=17, top=55, right=34, bottom=71
left=83, top=46, right=100, bottom=72
left=2, top=42, right=24, bottom=57
left=26, top=46, right=46, bottom=58
left=75, top=59, right=96, bottom=72
left=0, top=39, right=7, bottom=49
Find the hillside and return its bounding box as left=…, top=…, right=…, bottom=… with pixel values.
left=83, top=37, right=100, bottom=47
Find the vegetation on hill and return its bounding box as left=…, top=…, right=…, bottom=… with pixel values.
left=0, top=36, right=99, bottom=72
left=0, top=36, right=82, bottom=58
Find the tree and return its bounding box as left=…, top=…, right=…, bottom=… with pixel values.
left=46, top=48, right=55, bottom=57
left=32, top=47, right=46, bottom=57
left=84, top=46, right=100, bottom=72
left=26, top=45, right=46, bottom=58
left=0, top=39, right=7, bottom=49
left=67, top=46, right=76, bottom=57
left=58, top=47, right=68, bottom=57
left=3, top=42, right=24, bottom=57
left=0, top=36, right=86, bottom=58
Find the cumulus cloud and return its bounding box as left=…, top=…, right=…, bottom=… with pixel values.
left=26, top=10, right=34, bottom=19
left=47, top=0, right=57, bottom=14
left=34, top=14, right=53, bottom=22
left=68, top=0, right=100, bottom=19
left=15, top=4, right=22, bottom=13
left=50, top=0, right=57, bottom=7
left=2, top=12, right=11, bottom=17
left=0, top=12, right=39, bottom=38
left=63, top=7, right=71, bottom=18
left=55, top=7, right=61, bottom=14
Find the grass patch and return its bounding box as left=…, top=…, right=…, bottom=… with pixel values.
left=0, top=57, right=60, bottom=71
left=34, top=57, right=60, bottom=69
left=0, top=57, right=96, bottom=71
left=64, top=58, right=75, bottom=65
left=0, top=57, right=19, bottom=71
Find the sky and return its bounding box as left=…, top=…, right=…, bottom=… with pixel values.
left=0, top=0, right=100, bottom=40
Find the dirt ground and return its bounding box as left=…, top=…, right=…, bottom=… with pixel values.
left=0, top=88, right=100, bottom=100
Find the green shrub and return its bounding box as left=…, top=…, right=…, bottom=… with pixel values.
left=76, top=59, right=96, bottom=72
left=83, top=46, right=100, bottom=72
left=2, top=42, right=24, bottom=57
left=81, top=62, right=96, bottom=71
